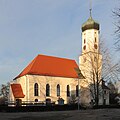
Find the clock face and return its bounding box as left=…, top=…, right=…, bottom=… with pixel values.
left=83, top=45, right=86, bottom=50
left=94, top=44, right=97, bottom=49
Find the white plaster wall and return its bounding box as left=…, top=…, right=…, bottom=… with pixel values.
left=9, top=75, right=80, bottom=104
left=9, top=74, right=109, bottom=106
left=27, top=75, right=79, bottom=104
left=9, top=83, right=15, bottom=102
left=82, top=29, right=99, bottom=53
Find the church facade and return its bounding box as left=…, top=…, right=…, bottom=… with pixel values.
left=8, top=14, right=109, bottom=106
left=9, top=55, right=81, bottom=105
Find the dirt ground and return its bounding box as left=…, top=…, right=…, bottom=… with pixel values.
left=0, top=109, right=120, bottom=120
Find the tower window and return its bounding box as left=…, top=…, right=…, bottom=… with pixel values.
left=34, top=83, right=39, bottom=96
left=84, top=39, right=86, bottom=44
left=94, top=44, right=98, bottom=49
left=83, top=45, right=86, bottom=50
left=95, top=37, right=97, bottom=42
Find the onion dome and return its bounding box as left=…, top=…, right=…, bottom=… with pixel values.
left=81, top=16, right=99, bottom=32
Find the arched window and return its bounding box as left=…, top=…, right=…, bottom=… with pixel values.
left=67, top=85, right=70, bottom=97
left=76, top=85, right=78, bottom=97
left=57, top=84, right=60, bottom=96
left=46, top=84, right=50, bottom=96
left=46, top=98, right=51, bottom=105
left=35, top=99, right=38, bottom=102
left=83, top=45, right=86, bottom=50
left=34, top=83, right=38, bottom=96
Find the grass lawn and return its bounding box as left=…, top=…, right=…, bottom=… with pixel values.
left=0, top=109, right=120, bottom=120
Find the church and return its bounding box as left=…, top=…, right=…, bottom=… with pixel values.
left=8, top=11, right=110, bottom=106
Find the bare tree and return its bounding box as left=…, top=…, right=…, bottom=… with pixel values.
left=113, top=4, right=120, bottom=51
left=0, top=82, right=10, bottom=105
left=80, top=38, right=118, bottom=106
left=0, top=83, right=9, bottom=99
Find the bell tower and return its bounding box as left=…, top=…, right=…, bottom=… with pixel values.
left=81, top=10, right=100, bottom=54
left=79, top=5, right=102, bottom=106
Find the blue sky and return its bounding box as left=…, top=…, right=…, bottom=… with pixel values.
left=0, top=0, right=119, bottom=84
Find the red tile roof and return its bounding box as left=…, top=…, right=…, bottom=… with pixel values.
left=11, top=84, right=25, bottom=98
left=14, top=54, right=80, bottom=79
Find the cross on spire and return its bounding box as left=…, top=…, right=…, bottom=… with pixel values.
left=89, top=0, right=92, bottom=17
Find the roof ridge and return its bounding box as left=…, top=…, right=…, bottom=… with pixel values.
left=38, top=54, right=75, bottom=61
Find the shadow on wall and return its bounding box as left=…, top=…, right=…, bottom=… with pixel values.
left=67, top=88, right=91, bottom=107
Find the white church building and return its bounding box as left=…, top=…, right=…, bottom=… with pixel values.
left=8, top=12, right=109, bottom=106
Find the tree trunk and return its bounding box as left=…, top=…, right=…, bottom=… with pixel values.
left=96, top=72, right=99, bottom=106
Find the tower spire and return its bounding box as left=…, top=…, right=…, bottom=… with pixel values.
left=89, top=0, right=92, bottom=17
